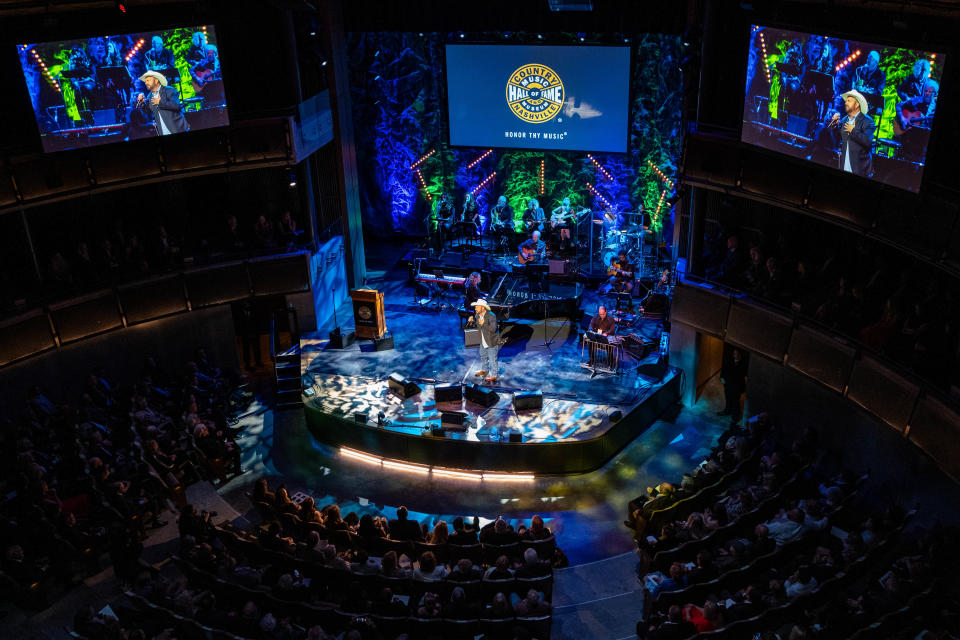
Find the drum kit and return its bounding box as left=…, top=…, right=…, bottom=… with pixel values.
left=593, top=210, right=654, bottom=276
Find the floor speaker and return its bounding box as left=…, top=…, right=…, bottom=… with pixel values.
left=441, top=410, right=467, bottom=430
left=465, top=383, right=499, bottom=407
left=388, top=373, right=421, bottom=398
left=434, top=383, right=463, bottom=403
left=374, top=332, right=395, bottom=351
left=329, top=328, right=356, bottom=349
left=464, top=328, right=480, bottom=347
left=512, top=390, right=543, bottom=411
left=508, top=430, right=523, bottom=442
left=637, top=353, right=669, bottom=380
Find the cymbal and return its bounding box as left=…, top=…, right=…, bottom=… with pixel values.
left=592, top=220, right=605, bottom=225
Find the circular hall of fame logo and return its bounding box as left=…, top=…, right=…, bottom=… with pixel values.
left=506, top=63, right=565, bottom=123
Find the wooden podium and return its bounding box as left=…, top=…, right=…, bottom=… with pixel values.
left=350, top=289, right=386, bottom=339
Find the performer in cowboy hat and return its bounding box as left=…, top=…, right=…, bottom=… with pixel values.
left=466, top=298, right=501, bottom=383
left=829, top=89, right=874, bottom=177
left=136, top=70, right=190, bottom=136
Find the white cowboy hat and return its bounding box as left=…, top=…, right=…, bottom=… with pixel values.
left=841, top=89, right=868, bottom=116
left=471, top=299, right=491, bottom=310
left=139, top=70, right=168, bottom=87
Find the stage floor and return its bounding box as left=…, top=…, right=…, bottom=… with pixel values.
left=301, top=253, right=671, bottom=451
left=304, top=371, right=671, bottom=444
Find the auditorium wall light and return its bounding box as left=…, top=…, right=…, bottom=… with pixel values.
left=588, top=154, right=614, bottom=181
left=467, top=149, right=492, bottom=169
left=339, top=447, right=535, bottom=482
left=410, top=149, right=436, bottom=170
left=758, top=32, right=771, bottom=83
left=382, top=458, right=430, bottom=475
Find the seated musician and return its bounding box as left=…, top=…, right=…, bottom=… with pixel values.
left=144, top=36, right=175, bottom=72
left=852, top=51, right=885, bottom=99
left=606, top=250, right=634, bottom=294
left=464, top=271, right=485, bottom=310
left=550, top=197, right=575, bottom=250
left=463, top=193, right=479, bottom=227
left=522, top=198, right=545, bottom=233
left=518, top=230, right=546, bottom=264
left=589, top=305, right=616, bottom=337
left=186, top=31, right=208, bottom=69
left=895, top=78, right=938, bottom=137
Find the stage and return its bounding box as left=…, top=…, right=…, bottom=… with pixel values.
left=300, top=252, right=680, bottom=475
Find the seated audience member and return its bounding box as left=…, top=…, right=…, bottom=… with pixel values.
left=445, top=585, right=480, bottom=620
left=389, top=505, right=423, bottom=541
left=322, top=503, right=349, bottom=530
left=723, top=584, right=764, bottom=622
left=646, top=604, right=697, bottom=640
left=485, top=592, right=513, bottom=619
left=523, top=514, right=552, bottom=540
left=372, top=587, right=409, bottom=617
left=413, top=551, right=448, bottom=581
left=480, top=517, right=520, bottom=545
left=427, top=520, right=449, bottom=545
left=785, top=566, right=818, bottom=598
left=447, top=557, right=482, bottom=582
left=683, top=600, right=723, bottom=633
left=516, top=547, right=551, bottom=578
left=714, top=539, right=748, bottom=572
left=750, top=523, right=776, bottom=558
left=448, top=516, right=479, bottom=545
left=417, top=590, right=443, bottom=618
left=765, top=508, right=807, bottom=546
left=686, top=550, right=718, bottom=584
left=512, top=588, right=552, bottom=616
left=649, top=562, right=687, bottom=598
left=357, top=513, right=388, bottom=539
left=379, top=550, right=410, bottom=578
left=484, top=555, right=514, bottom=580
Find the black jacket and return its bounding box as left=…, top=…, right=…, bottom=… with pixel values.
left=472, top=310, right=499, bottom=348
left=838, top=112, right=874, bottom=177
left=139, top=85, right=189, bottom=136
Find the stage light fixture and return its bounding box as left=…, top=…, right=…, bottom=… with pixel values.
left=287, top=167, right=297, bottom=187
left=623, top=38, right=630, bottom=43
left=418, top=32, right=424, bottom=37
left=459, top=32, right=465, bottom=39
left=117, top=1, right=126, bottom=12
left=537, top=34, right=543, bottom=39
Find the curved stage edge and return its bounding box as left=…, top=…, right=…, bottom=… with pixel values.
left=304, top=369, right=681, bottom=476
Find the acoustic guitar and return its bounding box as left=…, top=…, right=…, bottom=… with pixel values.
left=893, top=105, right=934, bottom=136
left=517, top=244, right=545, bottom=265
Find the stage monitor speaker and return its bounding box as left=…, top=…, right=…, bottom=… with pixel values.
left=548, top=259, right=566, bottom=275
left=388, top=373, right=421, bottom=398
left=374, top=332, right=395, bottom=351
left=512, top=390, right=543, bottom=411
left=441, top=410, right=467, bottom=430
left=329, top=327, right=356, bottom=349
left=609, top=410, right=623, bottom=423
left=434, top=383, right=463, bottom=403
left=464, top=327, right=480, bottom=347
left=445, top=251, right=464, bottom=267
left=622, top=334, right=654, bottom=359
left=354, top=413, right=367, bottom=424
left=637, top=353, right=668, bottom=380
left=430, top=426, right=445, bottom=437
left=508, top=430, right=522, bottom=443
left=465, top=383, right=499, bottom=407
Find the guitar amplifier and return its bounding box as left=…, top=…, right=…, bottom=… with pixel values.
left=464, top=328, right=480, bottom=347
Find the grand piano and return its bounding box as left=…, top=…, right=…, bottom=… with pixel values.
left=487, top=271, right=583, bottom=320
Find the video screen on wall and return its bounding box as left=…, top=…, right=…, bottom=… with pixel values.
left=742, top=25, right=945, bottom=192
left=17, top=25, right=229, bottom=153
left=446, top=44, right=631, bottom=153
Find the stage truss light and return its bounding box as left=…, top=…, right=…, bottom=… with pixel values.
left=539, top=159, right=545, bottom=195
left=467, top=149, right=492, bottom=169
left=339, top=447, right=534, bottom=482
left=410, top=148, right=435, bottom=170
left=471, top=171, right=496, bottom=196
left=585, top=182, right=611, bottom=209
left=646, top=159, right=674, bottom=189
left=758, top=32, right=771, bottom=83
left=587, top=154, right=614, bottom=181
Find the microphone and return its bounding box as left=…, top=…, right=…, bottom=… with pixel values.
left=829, top=112, right=841, bottom=128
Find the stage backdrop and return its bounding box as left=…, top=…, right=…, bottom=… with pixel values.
left=347, top=32, right=682, bottom=241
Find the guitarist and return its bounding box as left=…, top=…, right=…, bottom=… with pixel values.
left=490, top=195, right=514, bottom=254
left=894, top=78, right=938, bottom=135
left=605, top=250, right=634, bottom=294
left=550, top=197, right=575, bottom=250
left=517, top=230, right=546, bottom=265
left=522, top=198, right=545, bottom=234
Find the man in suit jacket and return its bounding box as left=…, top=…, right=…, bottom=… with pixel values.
left=467, top=299, right=500, bottom=383
left=835, top=90, right=874, bottom=177
left=388, top=505, right=423, bottom=541
left=137, top=71, right=190, bottom=136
